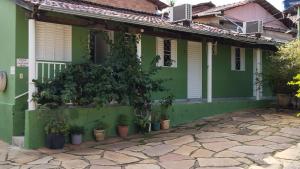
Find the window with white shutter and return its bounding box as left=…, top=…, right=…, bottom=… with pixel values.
left=231, top=46, right=245, bottom=71
left=156, top=37, right=177, bottom=68
left=36, top=22, right=72, bottom=62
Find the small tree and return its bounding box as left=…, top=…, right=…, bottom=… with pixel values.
left=264, top=40, right=300, bottom=95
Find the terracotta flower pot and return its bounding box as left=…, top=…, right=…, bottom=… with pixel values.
left=160, top=120, right=170, bottom=130
left=94, top=129, right=105, bottom=141
left=277, top=94, right=291, bottom=108
left=118, top=126, right=129, bottom=138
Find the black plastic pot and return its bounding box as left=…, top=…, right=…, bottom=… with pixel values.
left=46, top=134, right=65, bottom=149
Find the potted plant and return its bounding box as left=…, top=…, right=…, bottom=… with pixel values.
left=94, top=121, right=108, bottom=141
left=45, top=119, right=69, bottom=149
left=117, top=114, right=130, bottom=138
left=70, top=125, right=85, bottom=145
left=151, top=111, right=161, bottom=131
left=160, top=95, right=174, bottom=130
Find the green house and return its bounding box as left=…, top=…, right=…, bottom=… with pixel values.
left=0, top=0, right=276, bottom=149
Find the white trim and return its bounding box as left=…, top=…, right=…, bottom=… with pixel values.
left=207, top=42, right=213, bottom=103
left=28, top=19, right=37, bottom=110
left=136, top=34, right=142, bottom=62
left=156, top=37, right=177, bottom=68
left=253, top=48, right=263, bottom=100
left=231, top=46, right=246, bottom=71
left=171, top=39, right=177, bottom=68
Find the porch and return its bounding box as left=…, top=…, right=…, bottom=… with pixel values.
left=3, top=108, right=300, bottom=169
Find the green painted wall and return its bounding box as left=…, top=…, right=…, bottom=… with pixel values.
left=141, top=35, right=188, bottom=99
left=0, top=0, right=16, bottom=143
left=25, top=106, right=136, bottom=149
left=212, top=44, right=253, bottom=98
left=72, top=26, right=90, bottom=64
left=24, top=100, right=271, bottom=149
left=14, top=6, right=29, bottom=136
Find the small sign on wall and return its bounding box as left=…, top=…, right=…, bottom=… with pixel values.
left=17, top=59, right=29, bottom=67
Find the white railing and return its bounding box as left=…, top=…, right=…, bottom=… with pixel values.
left=36, top=61, right=67, bottom=82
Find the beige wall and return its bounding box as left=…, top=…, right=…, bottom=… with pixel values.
left=224, top=2, right=288, bottom=30
left=85, top=0, right=158, bottom=13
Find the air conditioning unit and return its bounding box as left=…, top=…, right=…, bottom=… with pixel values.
left=168, top=4, right=192, bottom=23
left=242, top=20, right=263, bottom=34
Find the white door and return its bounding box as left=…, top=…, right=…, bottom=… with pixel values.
left=188, top=41, right=202, bottom=99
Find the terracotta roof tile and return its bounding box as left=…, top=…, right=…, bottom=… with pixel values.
left=21, top=0, right=276, bottom=44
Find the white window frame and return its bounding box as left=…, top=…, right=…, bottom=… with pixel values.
left=36, top=21, right=72, bottom=62
left=156, top=37, right=177, bottom=68
left=231, top=46, right=245, bottom=71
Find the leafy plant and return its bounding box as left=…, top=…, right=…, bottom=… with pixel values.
left=94, top=120, right=108, bottom=130
left=264, top=40, right=300, bottom=95
left=288, top=74, right=300, bottom=117
left=33, top=30, right=172, bottom=135
left=117, top=114, right=130, bottom=126
left=44, top=119, right=69, bottom=135
left=69, top=125, right=85, bottom=135
left=160, top=95, right=174, bottom=120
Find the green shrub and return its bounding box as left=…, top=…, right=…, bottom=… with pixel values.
left=264, top=40, right=300, bottom=95
left=94, top=121, right=108, bottom=130
left=44, top=119, right=69, bottom=135
left=69, top=125, right=85, bottom=135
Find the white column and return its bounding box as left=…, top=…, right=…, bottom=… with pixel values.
left=28, top=19, right=37, bottom=110
left=136, top=34, right=142, bottom=62
left=207, top=42, right=213, bottom=103
left=255, top=48, right=262, bottom=101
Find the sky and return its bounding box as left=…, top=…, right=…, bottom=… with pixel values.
left=160, top=0, right=284, bottom=11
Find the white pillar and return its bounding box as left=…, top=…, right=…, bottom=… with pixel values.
left=255, top=48, right=262, bottom=101
left=207, top=42, right=213, bottom=103
left=28, top=19, right=37, bottom=110
left=136, top=34, right=142, bottom=62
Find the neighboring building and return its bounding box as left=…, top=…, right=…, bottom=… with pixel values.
left=284, top=1, right=300, bottom=37
left=193, top=0, right=295, bottom=42
left=0, top=0, right=275, bottom=148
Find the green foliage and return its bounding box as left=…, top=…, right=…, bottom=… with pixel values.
left=69, top=125, right=85, bottom=135
left=34, top=64, right=115, bottom=106
left=44, top=119, right=69, bottom=135
left=117, top=114, right=130, bottom=126
left=288, top=74, right=300, bottom=98
left=33, top=30, right=171, bottom=133
left=160, top=95, right=175, bottom=120
left=94, top=120, right=108, bottom=130
left=264, top=40, right=300, bottom=95
left=288, top=74, right=300, bottom=117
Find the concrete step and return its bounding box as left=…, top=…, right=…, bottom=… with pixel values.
left=12, top=136, right=24, bottom=148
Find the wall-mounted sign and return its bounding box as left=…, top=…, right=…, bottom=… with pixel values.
left=17, top=59, right=29, bottom=67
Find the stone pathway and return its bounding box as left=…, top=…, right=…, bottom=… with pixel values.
left=1, top=108, right=300, bottom=169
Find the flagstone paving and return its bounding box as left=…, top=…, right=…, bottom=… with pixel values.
left=1, top=108, right=300, bottom=169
